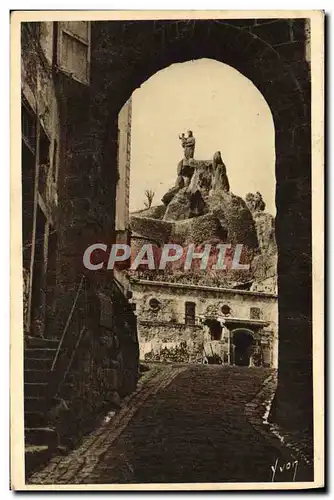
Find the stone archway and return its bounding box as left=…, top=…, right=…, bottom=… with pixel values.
left=232, top=328, right=255, bottom=367
left=59, top=18, right=312, bottom=434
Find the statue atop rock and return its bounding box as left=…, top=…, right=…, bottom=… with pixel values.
left=172, top=130, right=196, bottom=192
left=179, top=130, right=196, bottom=161
left=162, top=131, right=231, bottom=209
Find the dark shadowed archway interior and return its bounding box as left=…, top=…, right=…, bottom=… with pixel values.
left=232, top=329, right=255, bottom=366
left=209, top=319, right=223, bottom=341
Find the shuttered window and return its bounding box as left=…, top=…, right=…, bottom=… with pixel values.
left=57, top=21, right=91, bottom=85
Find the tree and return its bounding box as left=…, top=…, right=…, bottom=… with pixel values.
left=144, top=189, right=155, bottom=209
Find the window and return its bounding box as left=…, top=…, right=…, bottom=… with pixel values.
left=221, top=304, right=231, bottom=316
left=185, top=301, right=196, bottom=325
left=250, top=307, right=261, bottom=320
left=56, top=21, right=91, bottom=85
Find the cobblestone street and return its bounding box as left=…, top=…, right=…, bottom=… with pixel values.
left=29, top=364, right=313, bottom=486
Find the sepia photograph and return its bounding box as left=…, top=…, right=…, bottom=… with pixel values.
left=10, top=10, right=324, bottom=490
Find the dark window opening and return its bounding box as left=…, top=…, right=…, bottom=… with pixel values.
left=149, top=298, right=160, bottom=311
left=209, top=319, right=222, bottom=341
left=233, top=329, right=254, bottom=367
left=221, top=304, right=231, bottom=316
left=185, top=301, right=196, bottom=325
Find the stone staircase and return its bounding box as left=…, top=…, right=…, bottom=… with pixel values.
left=24, top=336, right=61, bottom=475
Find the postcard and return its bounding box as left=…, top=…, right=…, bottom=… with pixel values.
left=10, top=10, right=324, bottom=490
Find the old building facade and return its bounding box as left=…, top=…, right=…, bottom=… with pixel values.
left=21, top=21, right=139, bottom=474
left=131, top=279, right=278, bottom=368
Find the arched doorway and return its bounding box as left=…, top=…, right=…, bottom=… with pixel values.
left=203, top=318, right=222, bottom=341
left=232, top=328, right=254, bottom=367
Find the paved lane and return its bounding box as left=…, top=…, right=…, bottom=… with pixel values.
left=87, top=366, right=311, bottom=484
left=30, top=365, right=313, bottom=486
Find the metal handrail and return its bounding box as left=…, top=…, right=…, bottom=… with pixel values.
left=57, top=325, right=86, bottom=394
left=51, top=275, right=85, bottom=372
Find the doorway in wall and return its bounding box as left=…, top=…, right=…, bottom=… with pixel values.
left=208, top=319, right=222, bottom=341
left=232, top=329, right=254, bottom=367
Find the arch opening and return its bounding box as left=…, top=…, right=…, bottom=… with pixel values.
left=118, top=58, right=278, bottom=370
left=232, top=328, right=255, bottom=367
left=125, top=58, right=276, bottom=218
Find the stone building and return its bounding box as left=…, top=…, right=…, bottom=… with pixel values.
left=131, top=279, right=278, bottom=368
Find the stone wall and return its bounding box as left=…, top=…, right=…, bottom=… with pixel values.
left=132, top=279, right=278, bottom=367
left=23, top=17, right=314, bottom=436
left=139, top=323, right=203, bottom=363
left=50, top=281, right=139, bottom=448
left=87, top=17, right=313, bottom=431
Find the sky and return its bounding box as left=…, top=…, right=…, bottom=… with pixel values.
left=129, top=58, right=276, bottom=215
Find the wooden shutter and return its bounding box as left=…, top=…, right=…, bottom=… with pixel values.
left=250, top=307, right=261, bottom=320
left=57, top=21, right=91, bottom=85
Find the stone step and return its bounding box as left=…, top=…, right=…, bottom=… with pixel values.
left=25, top=427, right=58, bottom=448
left=24, top=348, right=57, bottom=360
left=25, top=411, right=49, bottom=428
left=24, top=382, right=49, bottom=398
left=24, top=396, right=51, bottom=413
left=24, top=369, right=50, bottom=383
left=26, top=336, right=60, bottom=349
left=24, top=381, right=73, bottom=399
left=25, top=445, right=53, bottom=477
left=24, top=357, right=54, bottom=370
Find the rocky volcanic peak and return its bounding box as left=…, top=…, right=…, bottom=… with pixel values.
left=160, top=158, right=259, bottom=252
left=129, top=153, right=277, bottom=292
